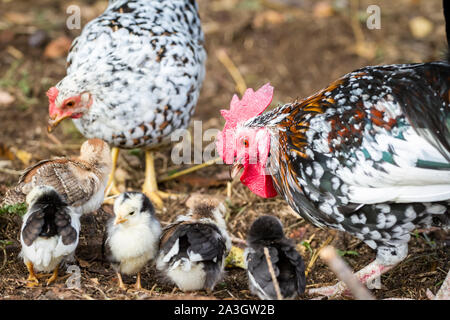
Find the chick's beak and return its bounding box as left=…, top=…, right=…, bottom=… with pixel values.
left=231, top=162, right=244, bottom=179
left=114, top=216, right=128, bottom=225
left=47, top=114, right=71, bottom=133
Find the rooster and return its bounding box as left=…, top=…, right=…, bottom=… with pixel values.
left=46, top=0, right=206, bottom=208
left=216, top=2, right=450, bottom=298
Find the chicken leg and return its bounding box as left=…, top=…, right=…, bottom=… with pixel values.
left=308, top=244, right=407, bottom=299
left=308, top=260, right=394, bottom=298
left=117, top=272, right=126, bottom=290
left=46, top=267, right=59, bottom=286
left=142, top=150, right=177, bottom=209
left=25, top=261, right=39, bottom=287
left=105, top=147, right=121, bottom=198
left=135, top=272, right=142, bottom=290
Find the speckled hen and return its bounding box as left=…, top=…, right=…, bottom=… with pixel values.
left=46, top=0, right=206, bottom=208
left=216, top=2, right=450, bottom=298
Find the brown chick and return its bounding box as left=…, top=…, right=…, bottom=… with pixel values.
left=2, top=138, right=111, bottom=215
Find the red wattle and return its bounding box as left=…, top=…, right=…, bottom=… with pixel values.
left=240, top=163, right=277, bottom=198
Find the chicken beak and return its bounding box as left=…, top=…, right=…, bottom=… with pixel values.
left=114, top=216, right=128, bottom=225
left=47, top=115, right=70, bottom=133
left=231, top=163, right=244, bottom=179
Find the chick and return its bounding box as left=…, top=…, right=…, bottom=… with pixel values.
left=156, top=199, right=231, bottom=292
left=103, top=192, right=161, bottom=290
left=245, top=215, right=306, bottom=300
left=20, top=185, right=80, bottom=287
left=2, top=138, right=111, bottom=215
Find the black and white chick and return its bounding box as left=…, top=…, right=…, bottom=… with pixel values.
left=103, top=192, right=161, bottom=290
left=20, top=185, right=80, bottom=287
left=245, top=215, right=306, bottom=300
left=156, top=201, right=231, bottom=292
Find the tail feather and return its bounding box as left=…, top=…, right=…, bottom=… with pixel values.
left=21, top=186, right=68, bottom=246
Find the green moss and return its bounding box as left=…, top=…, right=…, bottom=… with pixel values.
left=0, top=203, right=27, bottom=216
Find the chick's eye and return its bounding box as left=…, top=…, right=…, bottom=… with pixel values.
left=241, top=138, right=249, bottom=148
left=129, top=211, right=135, bottom=216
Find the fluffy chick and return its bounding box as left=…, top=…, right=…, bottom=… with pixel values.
left=20, top=185, right=81, bottom=287
left=2, top=138, right=111, bottom=215
left=245, top=215, right=306, bottom=300
left=103, top=192, right=161, bottom=290
left=156, top=200, right=231, bottom=292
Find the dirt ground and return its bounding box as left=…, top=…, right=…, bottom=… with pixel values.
left=0, top=0, right=448, bottom=300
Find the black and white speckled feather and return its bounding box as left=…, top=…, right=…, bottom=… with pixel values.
left=156, top=202, right=231, bottom=291
left=56, top=0, right=206, bottom=148
left=20, top=186, right=80, bottom=273
left=245, top=216, right=306, bottom=300
left=254, top=62, right=450, bottom=261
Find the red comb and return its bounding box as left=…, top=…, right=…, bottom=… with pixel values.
left=46, top=87, right=59, bottom=103
left=220, top=83, right=273, bottom=131
left=216, top=83, right=274, bottom=164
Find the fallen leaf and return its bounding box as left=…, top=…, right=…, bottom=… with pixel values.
left=12, top=149, right=32, bottom=166
left=0, top=30, right=15, bottom=44
left=409, top=16, right=433, bottom=39
left=0, top=90, right=15, bottom=107
left=313, top=2, right=334, bottom=18
left=78, top=259, right=92, bottom=268
left=44, top=36, right=72, bottom=59
left=289, top=226, right=306, bottom=240
left=178, top=174, right=226, bottom=188
left=225, top=245, right=246, bottom=269
left=253, top=10, right=285, bottom=28
left=0, top=143, right=15, bottom=160
left=353, top=41, right=377, bottom=60
left=4, top=12, right=33, bottom=25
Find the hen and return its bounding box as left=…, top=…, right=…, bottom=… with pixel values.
left=2, top=139, right=111, bottom=216
left=216, top=2, right=450, bottom=298
left=46, top=0, right=206, bottom=208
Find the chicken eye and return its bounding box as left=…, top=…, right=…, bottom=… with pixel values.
left=65, top=100, right=75, bottom=108
left=241, top=138, right=249, bottom=148
left=129, top=211, right=135, bottom=216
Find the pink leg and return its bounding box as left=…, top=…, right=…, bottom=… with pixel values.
left=308, top=260, right=394, bottom=298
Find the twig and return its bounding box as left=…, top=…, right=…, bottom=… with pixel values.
left=263, top=247, right=283, bottom=300
left=157, top=157, right=222, bottom=183
left=46, top=132, right=63, bottom=145
left=0, top=167, right=22, bottom=175
left=320, top=246, right=375, bottom=300
left=231, top=235, right=246, bottom=246
left=305, top=235, right=332, bottom=276
left=216, top=48, right=247, bottom=95
left=0, top=245, right=8, bottom=272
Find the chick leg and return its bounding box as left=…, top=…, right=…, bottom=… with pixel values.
left=46, top=267, right=59, bottom=286
left=135, top=272, right=142, bottom=290
left=104, top=147, right=121, bottom=199
left=142, top=150, right=181, bottom=209
left=117, top=272, right=126, bottom=290
left=25, top=261, right=39, bottom=287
